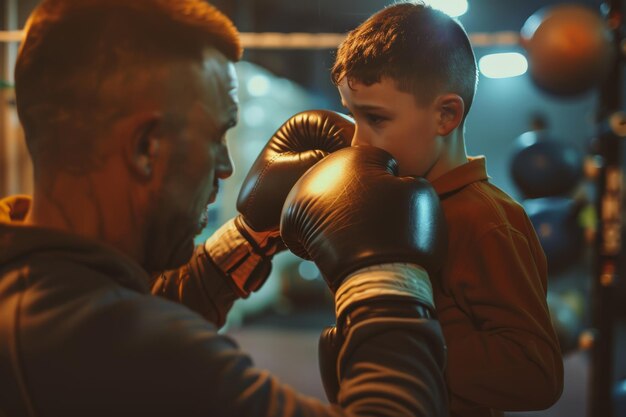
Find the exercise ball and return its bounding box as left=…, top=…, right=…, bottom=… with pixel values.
left=521, top=4, right=614, bottom=96
left=511, top=131, right=583, bottom=199
left=525, top=197, right=584, bottom=273
left=547, top=290, right=585, bottom=354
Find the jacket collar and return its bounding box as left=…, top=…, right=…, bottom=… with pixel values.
left=430, top=156, right=489, bottom=198
left=0, top=195, right=150, bottom=293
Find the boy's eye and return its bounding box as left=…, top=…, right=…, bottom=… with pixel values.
left=365, top=113, right=387, bottom=125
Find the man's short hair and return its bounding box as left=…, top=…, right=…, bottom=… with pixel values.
left=15, top=0, right=241, bottom=170
left=332, top=1, right=477, bottom=121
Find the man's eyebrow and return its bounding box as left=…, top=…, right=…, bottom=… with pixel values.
left=198, top=102, right=238, bottom=132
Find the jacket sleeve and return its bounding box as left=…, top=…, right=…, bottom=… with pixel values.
left=151, top=217, right=275, bottom=327
left=140, top=262, right=449, bottom=417
left=133, top=301, right=448, bottom=417
left=331, top=318, right=448, bottom=417
left=443, top=224, right=564, bottom=411
left=150, top=244, right=239, bottom=327
left=39, top=286, right=448, bottom=417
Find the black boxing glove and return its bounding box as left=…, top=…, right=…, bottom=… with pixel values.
left=205, top=111, right=353, bottom=299
left=237, top=110, right=354, bottom=234
left=280, top=145, right=447, bottom=292
left=281, top=146, right=447, bottom=403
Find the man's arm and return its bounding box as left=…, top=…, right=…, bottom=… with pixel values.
left=151, top=216, right=278, bottom=327
left=40, top=266, right=446, bottom=417
left=140, top=266, right=448, bottom=417
left=444, top=224, right=564, bottom=410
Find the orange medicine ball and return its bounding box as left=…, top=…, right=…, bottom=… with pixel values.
left=521, top=4, right=615, bottom=96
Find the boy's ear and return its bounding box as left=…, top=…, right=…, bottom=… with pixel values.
left=436, top=94, right=465, bottom=136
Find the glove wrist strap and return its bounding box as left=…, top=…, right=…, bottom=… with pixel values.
left=205, top=217, right=278, bottom=298
left=334, top=263, right=436, bottom=338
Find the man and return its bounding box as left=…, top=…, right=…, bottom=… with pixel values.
left=0, top=1, right=448, bottom=416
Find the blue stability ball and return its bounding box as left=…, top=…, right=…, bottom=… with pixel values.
left=511, top=131, right=584, bottom=199
left=546, top=290, right=584, bottom=354
left=525, top=197, right=584, bottom=274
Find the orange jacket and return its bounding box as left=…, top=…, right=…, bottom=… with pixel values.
left=430, top=157, right=564, bottom=417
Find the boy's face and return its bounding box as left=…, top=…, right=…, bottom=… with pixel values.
left=338, top=77, right=442, bottom=177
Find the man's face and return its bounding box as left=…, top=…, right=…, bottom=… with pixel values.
left=145, top=48, right=238, bottom=271
left=338, top=77, right=441, bottom=177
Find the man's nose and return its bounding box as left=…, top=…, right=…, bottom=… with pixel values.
left=215, top=144, right=234, bottom=180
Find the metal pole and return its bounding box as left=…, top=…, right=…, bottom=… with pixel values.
left=590, top=2, right=623, bottom=417
left=1, top=0, right=17, bottom=197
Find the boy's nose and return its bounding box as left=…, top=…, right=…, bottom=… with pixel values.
left=350, top=128, right=370, bottom=147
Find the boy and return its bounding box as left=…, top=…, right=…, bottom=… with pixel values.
left=331, top=2, right=563, bottom=416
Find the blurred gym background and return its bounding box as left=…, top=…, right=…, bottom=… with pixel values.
left=2, top=1, right=626, bottom=416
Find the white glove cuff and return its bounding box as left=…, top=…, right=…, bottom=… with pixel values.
left=205, top=217, right=272, bottom=297
left=334, top=263, right=434, bottom=320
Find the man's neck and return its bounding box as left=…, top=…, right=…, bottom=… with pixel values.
left=25, top=168, right=145, bottom=264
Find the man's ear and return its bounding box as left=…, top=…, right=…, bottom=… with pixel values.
left=436, top=94, right=464, bottom=137
left=121, top=112, right=163, bottom=180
